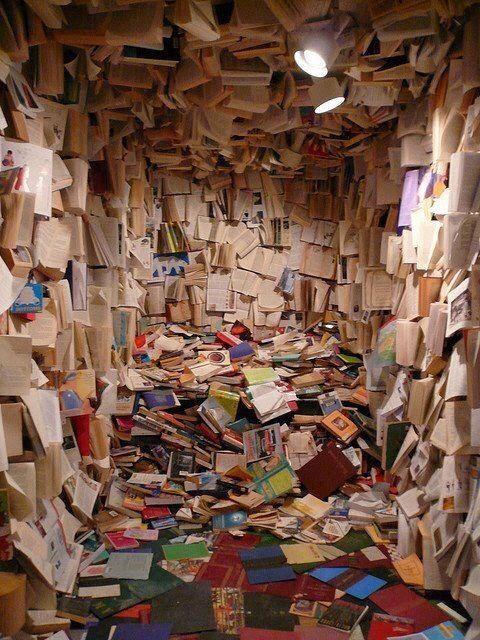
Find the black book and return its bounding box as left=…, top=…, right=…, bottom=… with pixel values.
left=151, top=581, right=216, bottom=634
left=57, top=595, right=92, bottom=625
left=318, top=600, right=369, bottom=632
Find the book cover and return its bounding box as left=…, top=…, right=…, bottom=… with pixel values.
left=318, top=600, right=369, bottom=632
left=296, top=443, right=357, bottom=500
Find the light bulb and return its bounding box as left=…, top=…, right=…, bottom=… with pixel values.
left=294, top=50, right=328, bottom=78
left=304, top=49, right=325, bottom=67
left=308, top=77, right=345, bottom=114
left=314, top=96, right=345, bottom=114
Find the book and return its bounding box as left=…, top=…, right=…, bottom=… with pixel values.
left=321, top=411, right=359, bottom=444
left=151, top=582, right=216, bottom=635
left=367, top=614, right=415, bottom=640
left=56, top=596, right=92, bottom=625
left=382, top=421, right=411, bottom=471
left=318, top=600, right=369, bottom=633
left=296, top=443, right=357, bottom=500
left=369, top=585, right=450, bottom=632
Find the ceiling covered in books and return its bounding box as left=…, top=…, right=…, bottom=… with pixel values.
left=3, top=0, right=479, bottom=182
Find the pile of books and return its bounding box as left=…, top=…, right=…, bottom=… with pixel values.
left=1, top=319, right=470, bottom=638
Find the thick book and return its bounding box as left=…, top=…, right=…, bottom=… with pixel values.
left=296, top=442, right=357, bottom=500
left=57, top=595, right=92, bottom=624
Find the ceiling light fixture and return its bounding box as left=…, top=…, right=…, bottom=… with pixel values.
left=293, top=25, right=340, bottom=77
left=294, top=49, right=328, bottom=78
left=308, top=77, right=345, bottom=114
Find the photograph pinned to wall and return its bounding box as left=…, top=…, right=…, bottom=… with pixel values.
left=0, top=140, right=53, bottom=218
left=152, top=252, right=189, bottom=281
left=245, top=190, right=265, bottom=227
left=10, top=283, right=43, bottom=314
left=447, top=278, right=474, bottom=337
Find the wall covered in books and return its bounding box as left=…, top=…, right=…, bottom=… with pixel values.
left=2, top=0, right=480, bottom=639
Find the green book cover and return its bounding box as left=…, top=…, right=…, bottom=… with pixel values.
left=127, top=564, right=183, bottom=600
left=383, top=421, right=410, bottom=470
left=89, top=582, right=140, bottom=619
left=162, top=541, right=210, bottom=561
left=249, top=456, right=296, bottom=502
left=333, top=529, right=373, bottom=553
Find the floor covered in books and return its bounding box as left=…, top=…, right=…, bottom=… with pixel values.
left=11, top=323, right=469, bottom=640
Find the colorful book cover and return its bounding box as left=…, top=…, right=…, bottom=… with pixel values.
left=318, top=600, right=368, bottom=632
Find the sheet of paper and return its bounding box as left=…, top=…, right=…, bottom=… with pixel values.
left=104, top=551, right=153, bottom=580
left=0, top=257, right=28, bottom=315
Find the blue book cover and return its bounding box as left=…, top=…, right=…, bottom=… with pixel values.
left=310, top=566, right=347, bottom=581
left=424, top=622, right=465, bottom=640
left=112, top=623, right=172, bottom=640
left=228, top=418, right=250, bottom=433
left=239, top=545, right=286, bottom=568
left=246, top=565, right=296, bottom=585
left=345, top=575, right=387, bottom=599
left=310, top=566, right=387, bottom=599
left=142, top=389, right=178, bottom=410
left=212, top=510, right=248, bottom=530
left=229, top=342, right=255, bottom=360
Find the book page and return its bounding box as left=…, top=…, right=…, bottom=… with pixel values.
left=0, top=335, right=32, bottom=396
left=35, top=219, right=72, bottom=271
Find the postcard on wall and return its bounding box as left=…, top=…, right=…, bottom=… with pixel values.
left=447, top=277, right=473, bottom=337
left=10, top=283, right=44, bottom=314
left=152, top=252, right=189, bottom=281
left=0, top=140, right=52, bottom=218
left=38, top=98, right=69, bottom=152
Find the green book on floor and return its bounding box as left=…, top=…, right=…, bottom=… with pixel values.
left=334, top=530, right=373, bottom=553
left=162, top=541, right=210, bottom=561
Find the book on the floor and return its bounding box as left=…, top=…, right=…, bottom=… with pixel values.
left=151, top=581, right=217, bottom=635
left=239, top=545, right=286, bottom=568
left=369, top=584, right=450, bottom=631
left=111, top=623, right=172, bottom=640
left=56, top=596, right=92, bottom=624
left=318, top=600, right=369, bottom=633
left=321, top=410, right=359, bottom=444
left=367, top=613, right=415, bottom=640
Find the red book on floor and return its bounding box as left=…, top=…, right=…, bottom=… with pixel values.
left=369, top=584, right=450, bottom=632
left=368, top=613, right=415, bottom=640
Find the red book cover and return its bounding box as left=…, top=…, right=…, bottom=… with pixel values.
left=295, top=627, right=345, bottom=640
left=293, top=574, right=337, bottom=602
left=368, top=613, right=415, bottom=640
left=71, top=414, right=90, bottom=457
left=142, top=506, right=172, bottom=520
left=369, top=584, right=450, bottom=632
left=296, top=442, right=357, bottom=500
left=105, top=531, right=139, bottom=550
left=214, top=532, right=261, bottom=550
left=114, top=604, right=151, bottom=621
